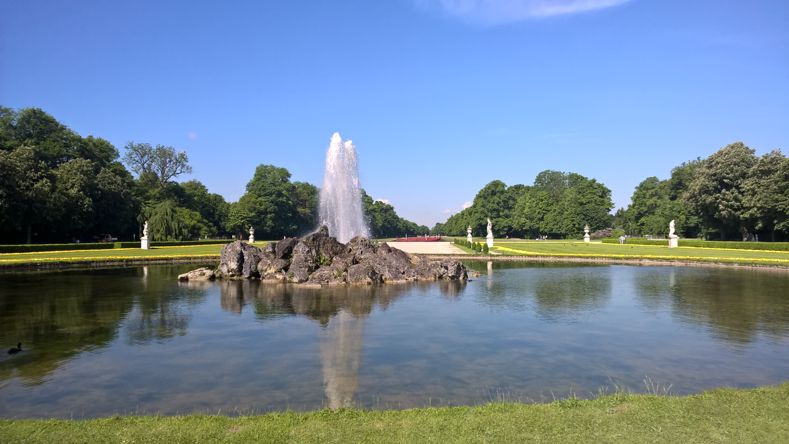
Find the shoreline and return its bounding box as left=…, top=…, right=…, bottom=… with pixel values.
left=1, top=383, right=787, bottom=442
left=1, top=253, right=789, bottom=271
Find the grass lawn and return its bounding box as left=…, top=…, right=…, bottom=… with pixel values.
left=490, top=240, right=789, bottom=266
left=1, top=383, right=787, bottom=443
left=0, top=243, right=266, bottom=265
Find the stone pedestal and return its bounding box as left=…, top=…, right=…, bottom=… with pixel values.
left=141, top=237, right=149, bottom=250
left=668, top=236, right=678, bottom=248
left=584, top=234, right=591, bottom=243
left=486, top=234, right=494, bottom=249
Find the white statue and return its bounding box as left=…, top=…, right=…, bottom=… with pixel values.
left=140, top=220, right=149, bottom=250
left=583, top=224, right=591, bottom=243
left=486, top=218, right=494, bottom=249
left=466, top=225, right=473, bottom=244
left=668, top=219, right=678, bottom=248
left=248, top=226, right=255, bottom=243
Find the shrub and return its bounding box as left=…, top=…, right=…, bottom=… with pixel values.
left=0, top=243, right=114, bottom=253
left=482, top=243, right=489, bottom=254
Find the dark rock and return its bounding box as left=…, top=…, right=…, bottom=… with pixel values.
left=347, top=263, right=382, bottom=285
left=178, top=267, right=216, bottom=282
left=346, top=236, right=377, bottom=263
left=288, top=241, right=319, bottom=283
left=212, top=225, right=468, bottom=285
left=219, top=241, right=263, bottom=278
left=274, top=237, right=299, bottom=259
left=301, top=226, right=346, bottom=263
left=371, top=242, right=413, bottom=282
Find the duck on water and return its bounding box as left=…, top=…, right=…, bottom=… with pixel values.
left=7, top=342, right=22, bottom=355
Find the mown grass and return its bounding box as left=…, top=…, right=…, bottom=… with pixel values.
left=491, top=241, right=789, bottom=266
left=0, top=243, right=265, bottom=265
left=1, top=383, right=787, bottom=443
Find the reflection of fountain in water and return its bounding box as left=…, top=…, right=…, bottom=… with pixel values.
left=319, top=132, right=369, bottom=243
left=320, top=310, right=365, bottom=409
left=487, top=260, right=493, bottom=291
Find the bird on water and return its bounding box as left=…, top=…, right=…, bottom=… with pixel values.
left=7, top=343, right=22, bottom=355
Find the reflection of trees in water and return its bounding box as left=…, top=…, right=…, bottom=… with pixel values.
left=477, top=264, right=611, bottom=319
left=0, top=266, right=209, bottom=384
left=636, top=268, right=789, bottom=345
left=531, top=268, right=611, bottom=320
left=125, top=266, right=207, bottom=344
left=0, top=270, right=134, bottom=384
left=218, top=280, right=466, bottom=408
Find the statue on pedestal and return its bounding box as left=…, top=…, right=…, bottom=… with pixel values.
left=668, top=219, right=679, bottom=248
left=140, top=220, right=150, bottom=250
left=249, top=226, right=255, bottom=243
left=486, top=218, right=494, bottom=249
left=466, top=225, right=473, bottom=244
left=583, top=224, right=591, bottom=243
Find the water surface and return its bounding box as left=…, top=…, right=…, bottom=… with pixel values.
left=0, top=263, right=787, bottom=418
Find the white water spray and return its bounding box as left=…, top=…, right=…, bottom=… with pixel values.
left=319, top=132, right=369, bottom=243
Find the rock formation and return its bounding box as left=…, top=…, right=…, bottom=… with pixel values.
left=188, top=226, right=468, bottom=285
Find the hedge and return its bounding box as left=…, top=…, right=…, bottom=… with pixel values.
left=0, top=243, right=115, bottom=253
left=0, top=239, right=236, bottom=253
left=149, top=239, right=234, bottom=247
left=602, top=238, right=789, bottom=251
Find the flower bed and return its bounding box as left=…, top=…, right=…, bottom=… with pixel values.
left=394, top=236, right=442, bottom=242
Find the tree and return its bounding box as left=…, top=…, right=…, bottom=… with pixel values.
left=742, top=150, right=789, bottom=241
left=181, top=180, right=229, bottom=237
left=685, top=142, right=756, bottom=240
left=511, top=171, right=613, bottom=238
left=0, top=146, right=53, bottom=243
left=123, top=142, right=192, bottom=188
left=292, top=181, right=319, bottom=235
left=230, top=165, right=297, bottom=239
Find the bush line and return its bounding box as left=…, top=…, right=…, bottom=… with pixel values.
left=0, top=239, right=234, bottom=254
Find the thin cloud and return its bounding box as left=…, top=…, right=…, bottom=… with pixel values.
left=417, top=0, right=631, bottom=24
left=375, top=198, right=391, bottom=205
left=187, top=131, right=198, bottom=141
left=462, top=201, right=473, bottom=210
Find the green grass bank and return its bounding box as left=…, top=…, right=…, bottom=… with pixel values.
left=2, top=239, right=789, bottom=269
left=1, top=384, right=787, bottom=443
left=490, top=240, right=789, bottom=267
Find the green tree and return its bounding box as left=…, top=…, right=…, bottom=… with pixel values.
left=685, top=142, right=757, bottom=240
left=231, top=165, right=297, bottom=239
left=742, top=150, right=789, bottom=241
left=292, top=181, right=319, bottom=235
left=123, top=142, right=192, bottom=189
left=0, top=147, right=53, bottom=243
left=181, top=180, right=229, bottom=237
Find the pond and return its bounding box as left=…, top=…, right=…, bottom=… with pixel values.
left=1, top=263, right=788, bottom=418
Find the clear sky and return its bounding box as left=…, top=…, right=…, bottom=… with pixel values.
left=2, top=0, right=787, bottom=227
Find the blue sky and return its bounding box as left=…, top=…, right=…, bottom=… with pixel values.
left=2, top=0, right=787, bottom=227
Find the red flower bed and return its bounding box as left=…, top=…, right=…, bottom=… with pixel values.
left=394, top=236, right=442, bottom=242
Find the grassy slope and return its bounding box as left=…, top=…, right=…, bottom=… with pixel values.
left=491, top=241, right=789, bottom=266
left=1, top=384, right=787, bottom=443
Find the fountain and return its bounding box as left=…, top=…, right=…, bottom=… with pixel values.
left=319, top=132, right=369, bottom=243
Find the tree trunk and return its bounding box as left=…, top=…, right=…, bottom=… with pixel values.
left=26, top=223, right=32, bottom=244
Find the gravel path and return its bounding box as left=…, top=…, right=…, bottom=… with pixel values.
left=387, top=241, right=467, bottom=255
